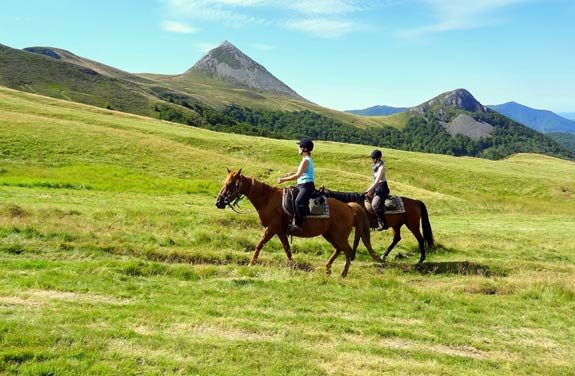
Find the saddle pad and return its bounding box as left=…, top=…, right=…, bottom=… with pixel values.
left=282, top=188, right=330, bottom=219
left=384, top=196, right=405, bottom=215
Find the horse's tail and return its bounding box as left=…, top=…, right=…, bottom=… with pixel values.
left=419, top=201, right=434, bottom=249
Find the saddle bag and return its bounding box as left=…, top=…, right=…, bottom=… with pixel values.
left=384, top=197, right=397, bottom=210
left=308, top=196, right=326, bottom=215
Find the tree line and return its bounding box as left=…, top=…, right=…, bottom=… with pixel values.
left=153, top=96, right=574, bottom=161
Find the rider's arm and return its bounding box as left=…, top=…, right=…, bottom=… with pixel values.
left=278, top=160, right=308, bottom=184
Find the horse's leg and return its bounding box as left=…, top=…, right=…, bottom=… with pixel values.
left=325, top=248, right=341, bottom=276
left=405, top=220, right=426, bottom=264
left=361, top=225, right=380, bottom=263
left=324, top=232, right=353, bottom=278
left=341, top=251, right=352, bottom=278
left=277, top=232, right=295, bottom=268
left=382, top=226, right=402, bottom=262
left=323, top=232, right=341, bottom=276
left=352, top=230, right=360, bottom=261
left=351, top=208, right=379, bottom=262
left=250, top=227, right=276, bottom=266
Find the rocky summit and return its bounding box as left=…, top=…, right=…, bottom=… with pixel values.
left=411, top=88, right=487, bottom=116
left=188, top=40, right=305, bottom=100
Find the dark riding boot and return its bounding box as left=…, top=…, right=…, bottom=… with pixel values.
left=288, top=205, right=306, bottom=234
left=287, top=223, right=302, bottom=234
left=375, top=210, right=388, bottom=231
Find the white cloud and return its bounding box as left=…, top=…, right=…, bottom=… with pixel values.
left=283, top=18, right=359, bottom=38
left=287, top=0, right=362, bottom=16
left=161, top=20, right=198, bottom=33
left=162, top=0, right=374, bottom=37
left=164, top=0, right=265, bottom=26
left=400, top=0, right=528, bottom=38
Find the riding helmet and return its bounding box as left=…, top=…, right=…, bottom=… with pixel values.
left=370, top=149, right=382, bottom=159
left=297, top=138, right=314, bottom=152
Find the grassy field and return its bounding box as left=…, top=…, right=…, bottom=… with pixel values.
left=1, top=86, right=575, bottom=375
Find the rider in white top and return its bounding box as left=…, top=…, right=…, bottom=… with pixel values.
left=366, top=149, right=390, bottom=231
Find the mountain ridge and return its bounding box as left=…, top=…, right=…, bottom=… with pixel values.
left=488, top=101, right=575, bottom=134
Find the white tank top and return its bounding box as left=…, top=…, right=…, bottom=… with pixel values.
left=372, top=160, right=387, bottom=183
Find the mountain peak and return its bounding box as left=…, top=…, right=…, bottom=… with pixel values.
left=220, top=40, right=235, bottom=48
left=187, top=41, right=305, bottom=100
left=411, top=88, right=486, bottom=116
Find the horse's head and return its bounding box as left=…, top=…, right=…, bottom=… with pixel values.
left=215, top=168, right=244, bottom=209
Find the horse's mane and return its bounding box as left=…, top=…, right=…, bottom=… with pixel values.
left=244, top=175, right=280, bottom=197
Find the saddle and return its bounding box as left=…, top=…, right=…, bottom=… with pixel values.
left=282, top=187, right=330, bottom=219
left=319, top=187, right=406, bottom=215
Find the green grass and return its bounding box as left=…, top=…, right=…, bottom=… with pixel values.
left=1, top=86, right=575, bottom=375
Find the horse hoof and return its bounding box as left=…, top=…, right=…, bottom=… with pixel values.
left=325, top=269, right=332, bottom=276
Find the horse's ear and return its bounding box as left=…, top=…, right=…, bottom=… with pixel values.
left=226, top=167, right=231, bottom=173
left=237, top=169, right=242, bottom=176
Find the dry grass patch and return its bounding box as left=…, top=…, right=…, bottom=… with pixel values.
left=107, top=338, right=195, bottom=364
left=170, top=323, right=282, bottom=342
left=24, top=290, right=129, bottom=305
left=0, top=295, right=44, bottom=307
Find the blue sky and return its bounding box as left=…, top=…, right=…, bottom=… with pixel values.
left=1, top=0, right=574, bottom=112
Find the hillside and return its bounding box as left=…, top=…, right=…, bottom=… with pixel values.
left=488, top=101, right=575, bottom=133
left=1, top=41, right=391, bottom=130
left=547, top=132, right=575, bottom=152
left=1, top=86, right=575, bottom=374
left=23, top=46, right=152, bottom=84
left=1, top=42, right=572, bottom=160
left=377, top=89, right=575, bottom=159
left=346, top=105, right=408, bottom=116
left=0, top=43, right=156, bottom=115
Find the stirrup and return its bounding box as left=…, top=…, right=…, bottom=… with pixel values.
left=376, top=220, right=388, bottom=231
left=287, top=224, right=303, bottom=234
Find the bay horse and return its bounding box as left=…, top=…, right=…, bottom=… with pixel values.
left=323, top=190, right=434, bottom=264
left=215, top=169, right=364, bottom=277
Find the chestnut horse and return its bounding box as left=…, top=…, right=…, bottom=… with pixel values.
left=324, top=190, right=434, bottom=264
left=215, top=169, right=363, bottom=277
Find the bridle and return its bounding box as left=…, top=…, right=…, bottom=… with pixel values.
left=217, top=177, right=255, bottom=214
